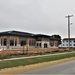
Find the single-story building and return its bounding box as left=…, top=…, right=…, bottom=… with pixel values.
left=0, top=30, right=59, bottom=50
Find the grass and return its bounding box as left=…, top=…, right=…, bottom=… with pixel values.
left=0, top=52, right=75, bottom=69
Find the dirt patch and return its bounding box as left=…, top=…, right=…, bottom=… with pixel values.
left=0, top=57, right=75, bottom=74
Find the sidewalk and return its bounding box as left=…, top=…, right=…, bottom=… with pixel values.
left=0, top=51, right=75, bottom=61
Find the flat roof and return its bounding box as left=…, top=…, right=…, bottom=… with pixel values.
left=63, top=38, right=75, bottom=40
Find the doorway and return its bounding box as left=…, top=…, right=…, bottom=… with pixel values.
left=44, top=43, right=48, bottom=48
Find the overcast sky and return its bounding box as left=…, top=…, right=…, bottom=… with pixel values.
left=0, top=0, right=75, bottom=38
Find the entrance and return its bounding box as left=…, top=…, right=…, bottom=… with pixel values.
left=44, top=43, right=48, bottom=48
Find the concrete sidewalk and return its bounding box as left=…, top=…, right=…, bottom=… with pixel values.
left=0, top=51, right=75, bottom=61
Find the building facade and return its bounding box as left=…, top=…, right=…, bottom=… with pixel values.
left=0, top=30, right=59, bottom=50
left=59, top=38, right=75, bottom=48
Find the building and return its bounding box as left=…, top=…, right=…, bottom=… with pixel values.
left=60, top=38, right=75, bottom=48
left=0, top=30, right=59, bottom=50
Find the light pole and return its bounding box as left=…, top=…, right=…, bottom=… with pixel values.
left=65, top=15, right=73, bottom=51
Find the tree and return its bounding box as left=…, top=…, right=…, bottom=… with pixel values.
left=52, top=35, right=61, bottom=45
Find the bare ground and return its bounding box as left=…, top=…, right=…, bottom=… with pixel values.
left=0, top=57, right=75, bottom=75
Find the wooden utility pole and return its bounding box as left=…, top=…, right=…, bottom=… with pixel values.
left=65, top=15, right=73, bottom=50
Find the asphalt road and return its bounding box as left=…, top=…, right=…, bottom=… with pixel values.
left=20, top=60, right=75, bottom=74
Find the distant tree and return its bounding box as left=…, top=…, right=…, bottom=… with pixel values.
left=52, top=35, right=61, bottom=45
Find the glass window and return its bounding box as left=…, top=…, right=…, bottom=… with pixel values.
left=15, top=39, right=17, bottom=46
left=70, top=44, right=71, bottom=46
left=70, top=41, right=71, bottom=42
left=32, top=40, right=34, bottom=46
left=32, top=40, right=35, bottom=46
left=10, top=38, right=14, bottom=46
left=39, top=43, right=41, bottom=47
left=37, top=43, right=38, bottom=47
left=29, top=40, right=35, bottom=46
left=66, top=40, right=68, bottom=42
left=1, top=38, right=2, bottom=46
left=29, top=40, right=32, bottom=46
left=50, top=41, right=54, bottom=47
left=66, top=44, right=68, bottom=46
left=3, top=38, right=7, bottom=46
left=20, top=40, right=26, bottom=46
left=74, top=44, right=75, bottom=46
left=63, top=44, right=65, bottom=46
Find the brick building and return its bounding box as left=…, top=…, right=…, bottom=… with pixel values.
left=0, top=30, right=59, bottom=50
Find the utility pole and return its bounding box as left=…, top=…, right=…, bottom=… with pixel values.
left=65, top=15, right=73, bottom=51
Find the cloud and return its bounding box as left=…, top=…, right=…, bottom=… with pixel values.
left=0, top=0, right=75, bottom=38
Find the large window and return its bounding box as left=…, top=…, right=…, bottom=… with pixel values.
left=66, top=40, right=68, bottom=42
left=29, top=40, right=35, bottom=46
left=29, top=40, right=32, bottom=46
left=74, top=44, right=75, bottom=46
left=10, top=38, right=14, bottom=46
left=1, top=38, right=2, bottom=46
left=50, top=41, right=54, bottom=47
left=3, top=38, right=7, bottom=46
left=39, top=43, right=41, bottom=47
left=32, top=40, right=35, bottom=46
left=20, top=40, right=26, bottom=46
left=70, top=44, right=71, bottom=46
left=44, top=43, right=48, bottom=48
left=63, top=44, right=65, bottom=46
left=37, top=43, right=41, bottom=48
left=15, top=39, right=17, bottom=46
left=37, top=43, right=38, bottom=47
left=66, top=44, right=68, bottom=46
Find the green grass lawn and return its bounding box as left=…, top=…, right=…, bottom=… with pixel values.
left=0, top=52, right=75, bottom=69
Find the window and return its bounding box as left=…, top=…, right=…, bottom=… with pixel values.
left=29, top=40, right=35, bottom=46
left=74, top=44, right=75, bottom=46
left=37, top=43, right=41, bottom=48
left=63, top=44, right=65, bottom=46
left=3, top=38, right=7, bottom=46
left=10, top=38, right=14, bottom=46
left=15, top=39, right=17, bottom=46
left=66, top=44, right=68, bottom=46
left=37, top=43, right=38, bottom=47
left=63, top=40, right=65, bottom=42
left=32, top=40, right=34, bottom=46
left=50, top=41, right=54, bottom=47
left=29, top=40, right=32, bottom=46
left=70, top=44, right=71, bottom=46
left=39, top=43, right=41, bottom=47
left=20, top=40, right=26, bottom=46
left=44, top=43, right=48, bottom=48
left=67, top=41, right=68, bottom=42
left=70, top=41, right=71, bottom=42
left=1, top=38, right=2, bottom=46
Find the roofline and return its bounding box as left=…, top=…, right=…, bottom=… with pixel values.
left=63, top=38, right=75, bottom=40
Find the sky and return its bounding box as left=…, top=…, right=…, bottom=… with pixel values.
left=0, top=0, right=75, bottom=38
